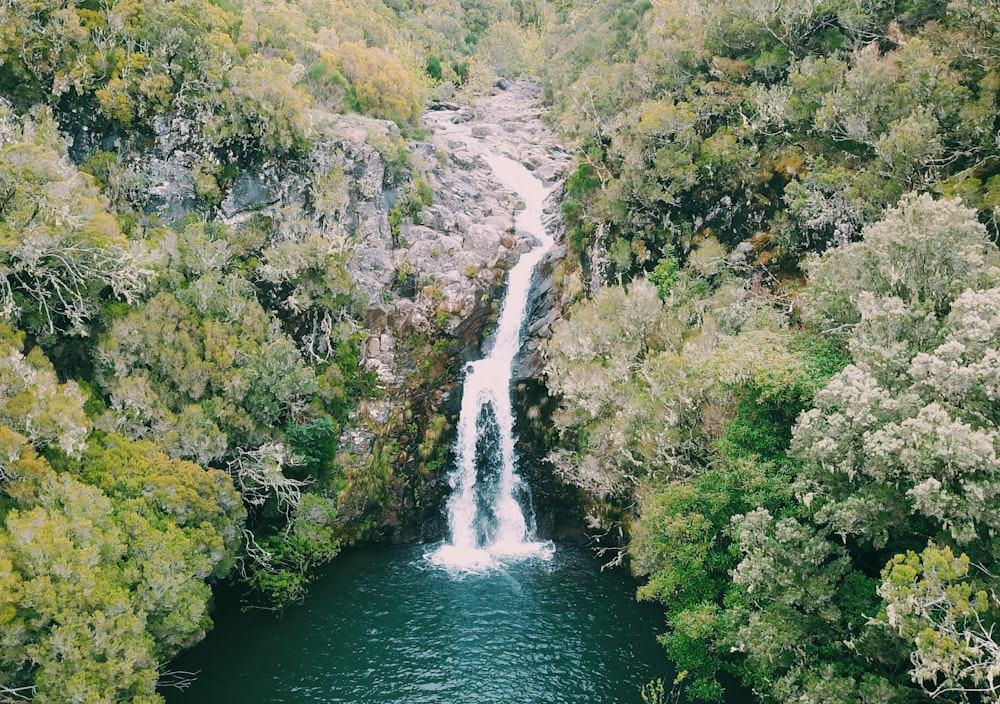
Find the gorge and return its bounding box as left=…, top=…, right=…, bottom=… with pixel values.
left=166, top=86, right=675, bottom=704
left=427, top=100, right=556, bottom=571
left=5, top=1, right=1000, bottom=702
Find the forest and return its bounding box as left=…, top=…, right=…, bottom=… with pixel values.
left=540, top=0, right=1000, bottom=702
left=0, top=0, right=550, bottom=700
left=1, top=0, right=1000, bottom=702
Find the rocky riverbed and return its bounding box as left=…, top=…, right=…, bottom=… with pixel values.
left=358, top=77, right=571, bottom=384
left=338, top=76, right=573, bottom=537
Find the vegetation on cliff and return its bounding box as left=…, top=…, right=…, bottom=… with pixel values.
left=540, top=1, right=1000, bottom=702
left=0, top=0, right=552, bottom=701
left=6, top=0, right=1000, bottom=701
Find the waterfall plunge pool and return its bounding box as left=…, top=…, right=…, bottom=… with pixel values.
left=166, top=544, right=674, bottom=704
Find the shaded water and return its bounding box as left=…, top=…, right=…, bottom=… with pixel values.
left=167, top=545, right=672, bottom=704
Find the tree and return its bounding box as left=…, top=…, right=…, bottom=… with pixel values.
left=0, top=324, right=89, bottom=458
left=1, top=466, right=152, bottom=703
left=794, top=195, right=1000, bottom=547
left=880, top=543, right=1000, bottom=701
left=779, top=157, right=876, bottom=255
left=335, top=42, right=422, bottom=124
left=0, top=435, right=244, bottom=703
left=226, top=442, right=310, bottom=518
left=629, top=325, right=846, bottom=701
left=728, top=508, right=866, bottom=700
left=475, top=8, right=550, bottom=78
left=722, top=193, right=1000, bottom=701
left=544, top=278, right=666, bottom=497
left=540, top=0, right=1000, bottom=700
left=255, top=234, right=361, bottom=363
left=0, top=106, right=152, bottom=338
left=825, top=192, right=994, bottom=380
left=197, top=56, right=314, bottom=159
left=545, top=255, right=811, bottom=501
left=95, top=276, right=321, bottom=457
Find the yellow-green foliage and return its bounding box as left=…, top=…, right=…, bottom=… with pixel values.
left=0, top=434, right=244, bottom=704
left=0, top=106, right=152, bottom=338
left=543, top=0, right=1000, bottom=283
left=336, top=42, right=423, bottom=124
left=198, top=56, right=314, bottom=157
left=475, top=10, right=550, bottom=78
left=557, top=192, right=1000, bottom=702
left=544, top=255, right=815, bottom=500
left=0, top=325, right=90, bottom=458
left=879, top=543, right=1000, bottom=700
left=0, top=0, right=567, bottom=698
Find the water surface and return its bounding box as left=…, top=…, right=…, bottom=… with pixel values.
left=168, top=544, right=671, bottom=704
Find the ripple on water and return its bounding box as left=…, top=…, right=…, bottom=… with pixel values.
left=167, top=544, right=673, bottom=704
left=423, top=539, right=555, bottom=577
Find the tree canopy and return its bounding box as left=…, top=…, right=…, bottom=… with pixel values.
left=0, top=0, right=548, bottom=700
left=540, top=2, right=1000, bottom=699
left=7, top=0, right=1000, bottom=701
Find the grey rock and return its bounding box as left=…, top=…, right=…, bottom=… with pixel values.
left=139, top=75, right=569, bottom=510
left=389, top=299, right=416, bottom=329
left=352, top=145, right=386, bottom=200
left=220, top=171, right=278, bottom=220
left=512, top=242, right=569, bottom=382
left=145, top=152, right=198, bottom=226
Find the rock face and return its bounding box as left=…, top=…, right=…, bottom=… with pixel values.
left=132, top=76, right=570, bottom=539
left=419, top=78, right=571, bottom=382
left=514, top=239, right=567, bottom=382
left=348, top=77, right=572, bottom=538
left=347, top=77, right=571, bottom=385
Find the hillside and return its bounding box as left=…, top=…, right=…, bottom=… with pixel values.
left=0, top=1, right=552, bottom=700
left=536, top=1, right=1000, bottom=702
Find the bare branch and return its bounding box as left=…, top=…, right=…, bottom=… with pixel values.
left=0, top=685, right=36, bottom=703
left=227, top=443, right=311, bottom=518
left=157, top=670, right=201, bottom=692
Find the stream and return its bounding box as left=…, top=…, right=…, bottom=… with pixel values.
left=427, top=111, right=556, bottom=572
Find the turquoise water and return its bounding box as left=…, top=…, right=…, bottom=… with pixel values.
left=167, top=544, right=674, bottom=704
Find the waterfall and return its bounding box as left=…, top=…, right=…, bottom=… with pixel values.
left=429, top=123, right=556, bottom=572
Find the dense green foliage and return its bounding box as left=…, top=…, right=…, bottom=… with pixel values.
left=0, top=0, right=551, bottom=701
left=544, top=0, right=1000, bottom=281
left=8, top=0, right=1000, bottom=700
left=547, top=179, right=1000, bottom=704
left=540, top=1, right=1000, bottom=702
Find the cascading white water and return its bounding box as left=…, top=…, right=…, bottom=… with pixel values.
left=429, top=121, right=556, bottom=572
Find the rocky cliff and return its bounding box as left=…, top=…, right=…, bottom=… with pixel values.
left=105, top=76, right=569, bottom=541
left=345, top=77, right=572, bottom=538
